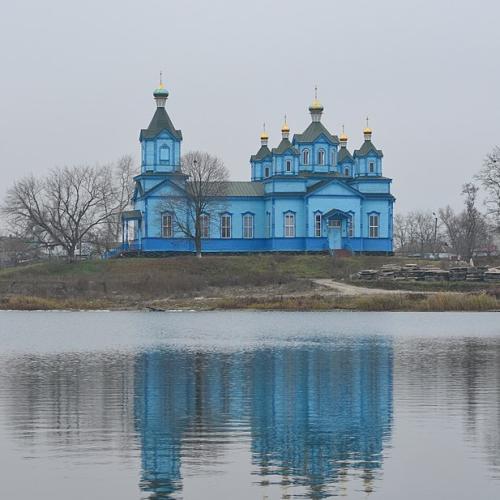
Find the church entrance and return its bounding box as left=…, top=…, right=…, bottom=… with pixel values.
left=327, top=219, right=342, bottom=251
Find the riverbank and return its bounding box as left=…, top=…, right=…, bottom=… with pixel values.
left=0, top=255, right=499, bottom=311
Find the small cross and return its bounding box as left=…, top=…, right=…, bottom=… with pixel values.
left=366, top=116, right=370, bottom=128
left=314, top=85, right=318, bottom=100
left=160, top=71, right=163, bottom=85
left=262, top=122, right=266, bottom=132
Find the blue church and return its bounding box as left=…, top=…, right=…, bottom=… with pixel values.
left=122, top=81, right=395, bottom=254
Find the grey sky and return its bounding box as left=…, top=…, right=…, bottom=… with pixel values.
left=0, top=0, right=498, bottom=214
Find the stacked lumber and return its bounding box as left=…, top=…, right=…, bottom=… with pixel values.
left=484, top=268, right=500, bottom=282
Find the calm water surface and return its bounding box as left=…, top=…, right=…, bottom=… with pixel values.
left=0, top=311, right=499, bottom=499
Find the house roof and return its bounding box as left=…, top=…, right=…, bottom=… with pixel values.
left=140, top=107, right=183, bottom=141
left=337, top=147, right=354, bottom=163
left=250, top=145, right=272, bottom=162
left=193, top=181, right=265, bottom=197
left=122, top=210, right=142, bottom=220
left=293, top=122, right=339, bottom=145
left=353, top=140, right=383, bottom=158
left=272, top=138, right=300, bottom=155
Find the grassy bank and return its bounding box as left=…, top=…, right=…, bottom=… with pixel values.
left=0, top=255, right=499, bottom=312
left=215, top=292, right=499, bottom=312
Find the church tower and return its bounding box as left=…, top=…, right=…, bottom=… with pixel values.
left=139, top=76, right=183, bottom=174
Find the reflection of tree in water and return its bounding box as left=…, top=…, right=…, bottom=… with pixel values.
left=134, top=340, right=394, bottom=499
left=395, top=338, right=500, bottom=478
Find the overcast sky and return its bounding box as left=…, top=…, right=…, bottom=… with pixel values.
left=0, top=0, right=499, bottom=214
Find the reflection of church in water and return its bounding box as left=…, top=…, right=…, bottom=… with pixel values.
left=134, top=340, right=393, bottom=499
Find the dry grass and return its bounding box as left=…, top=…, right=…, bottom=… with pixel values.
left=0, top=295, right=117, bottom=310
left=214, top=292, right=499, bottom=312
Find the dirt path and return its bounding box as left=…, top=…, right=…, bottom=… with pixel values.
left=312, top=279, right=418, bottom=296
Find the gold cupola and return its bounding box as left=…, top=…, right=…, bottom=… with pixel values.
left=281, top=115, right=290, bottom=139
left=309, top=86, right=324, bottom=121
left=260, top=123, right=269, bottom=145
left=339, top=125, right=348, bottom=147
left=363, top=117, right=373, bottom=140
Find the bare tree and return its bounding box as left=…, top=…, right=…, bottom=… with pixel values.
left=2, top=164, right=125, bottom=261
left=163, top=151, right=229, bottom=257
left=90, top=155, right=136, bottom=253
left=477, top=146, right=500, bottom=227
left=439, top=183, right=489, bottom=260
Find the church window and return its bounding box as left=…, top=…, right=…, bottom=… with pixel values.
left=318, top=149, right=325, bottom=165
left=284, top=212, right=295, bottom=238
left=314, top=213, right=322, bottom=237
left=286, top=160, right=292, bottom=172
left=264, top=166, right=270, bottom=178
left=303, top=149, right=310, bottom=165
left=159, top=145, right=170, bottom=164
left=200, top=214, right=210, bottom=238
left=369, top=161, right=375, bottom=173
left=162, top=213, right=173, bottom=238
left=243, top=213, right=254, bottom=239
left=344, top=167, right=350, bottom=176
left=221, top=214, right=232, bottom=239
left=348, top=214, right=355, bottom=237
left=369, top=214, right=379, bottom=238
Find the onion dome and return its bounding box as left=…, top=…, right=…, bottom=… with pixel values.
left=339, top=126, right=348, bottom=147
left=260, top=123, right=269, bottom=145
left=281, top=115, right=290, bottom=139
left=309, top=98, right=324, bottom=113
left=153, top=72, right=169, bottom=107
left=309, top=86, right=324, bottom=122
left=363, top=117, right=373, bottom=140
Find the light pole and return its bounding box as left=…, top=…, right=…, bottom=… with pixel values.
left=432, top=212, right=438, bottom=259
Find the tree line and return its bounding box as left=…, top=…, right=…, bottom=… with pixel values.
left=395, top=148, right=500, bottom=260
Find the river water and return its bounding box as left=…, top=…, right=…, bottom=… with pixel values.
left=0, top=311, right=499, bottom=499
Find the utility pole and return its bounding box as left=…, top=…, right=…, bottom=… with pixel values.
left=432, top=212, right=438, bottom=259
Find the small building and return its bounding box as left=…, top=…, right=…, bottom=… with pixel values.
left=122, top=82, right=395, bottom=254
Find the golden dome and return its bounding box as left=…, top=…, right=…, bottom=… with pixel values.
left=309, top=98, right=324, bottom=111
left=363, top=127, right=372, bottom=134
left=340, top=132, right=348, bottom=141
left=281, top=121, right=290, bottom=133
left=260, top=131, right=269, bottom=140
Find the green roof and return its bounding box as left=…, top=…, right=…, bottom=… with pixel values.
left=294, top=122, right=339, bottom=145
left=140, top=107, right=183, bottom=141
left=187, top=181, right=264, bottom=197
left=272, top=138, right=300, bottom=155
left=250, top=145, right=272, bottom=162
left=337, top=147, right=354, bottom=163
left=354, top=140, right=383, bottom=158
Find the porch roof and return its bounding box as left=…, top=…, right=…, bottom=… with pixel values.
left=122, top=210, right=142, bottom=220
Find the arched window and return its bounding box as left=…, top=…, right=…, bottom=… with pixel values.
left=162, top=212, right=173, bottom=238
left=159, top=145, right=170, bottom=164
left=369, top=161, right=375, bottom=173
left=221, top=214, right=232, bottom=239
left=318, top=149, right=325, bottom=165
left=286, top=160, right=292, bottom=172
left=314, top=213, right=322, bottom=237
left=200, top=214, right=210, bottom=238
left=303, top=149, right=310, bottom=165
left=264, top=166, right=270, bottom=178
left=344, top=167, right=350, bottom=176
left=243, top=213, right=254, bottom=239
left=284, top=212, right=295, bottom=238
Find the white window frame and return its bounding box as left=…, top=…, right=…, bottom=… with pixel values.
left=284, top=212, right=295, bottom=238
left=221, top=214, right=232, bottom=239
left=369, top=214, right=379, bottom=238
left=162, top=213, right=173, bottom=238
left=348, top=214, right=355, bottom=238
left=303, top=149, right=309, bottom=165
left=243, top=213, right=254, bottom=239
left=286, top=160, right=292, bottom=172
left=318, top=149, right=325, bottom=165
left=159, top=145, right=170, bottom=164
left=314, top=213, right=322, bottom=237
left=200, top=213, right=210, bottom=239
